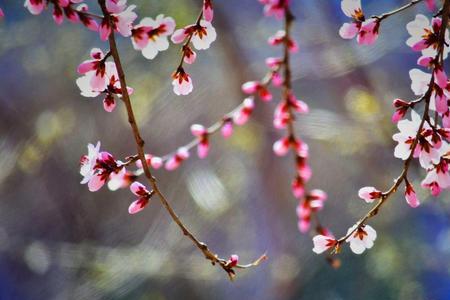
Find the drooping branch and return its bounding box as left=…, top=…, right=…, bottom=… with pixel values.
left=97, top=0, right=266, bottom=280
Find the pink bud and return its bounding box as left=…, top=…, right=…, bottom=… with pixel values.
left=273, top=137, right=290, bottom=156
left=405, top=182, right=420, bottom=208
left=358, top=186, right=382, bottom=203
left=221, top=120, right=233, bottom=138
left=229, top=254, right=239, bottom=267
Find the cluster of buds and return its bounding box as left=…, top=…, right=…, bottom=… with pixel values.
left=24, top=0, right=98, bottom=30
left=171, top=0, right=216, bottom=95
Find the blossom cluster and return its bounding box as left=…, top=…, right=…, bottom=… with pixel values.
left=24, top=0, right=217, bottom=97
left=312, top=0, right=450, bottom=256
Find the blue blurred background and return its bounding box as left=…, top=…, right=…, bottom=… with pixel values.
left=1, top=0, right=450, bottom=299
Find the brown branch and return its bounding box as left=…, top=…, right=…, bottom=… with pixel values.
left=97, top=0, right=265, bottom=280
left=373, top=0, right=425, bottom=21
left=335, top=0, right=450, bottom=246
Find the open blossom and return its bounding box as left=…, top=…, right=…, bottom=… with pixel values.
left=77, top=48, right=110, bottom=92
left=203, top=0, right=214, bottom=22
left=100, top=4, right=137, bottom=41
left=171, top=20, right=216, bottom=50
left=393, top=110, right=440, bottom=168
left=421, top=143, right=450, bottom=196
left=233, top=97, right=254, bottom=125
left=406, top=14, right=449, bottom=58
left=345, top=224, right=377, bottom=254
left=128, top=182, right=153, bottom=214
left=339, top=0, right=379, bottom=45
left=165, top=147, right=190, bottom=171
left=191, top=124, right=210, bottom=158
left=77, top=49, right=133, bottom=112
left=268, top=30, right=298, bottom=53
left=242, top=81, right=272, bottom=101
left=358, top=186, right=382, bottom=203
left=312, top=234, right=337, bottom=254
left=80, top=142, right=120, bottom=192
left=172, top=67, right=193, bottom=96
left=410, top=68, right=449, bottom=114
left=131, top=15, right=175, bottom=60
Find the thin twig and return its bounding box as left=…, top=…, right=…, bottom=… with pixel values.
left=373, top=0, right=425, bottom=21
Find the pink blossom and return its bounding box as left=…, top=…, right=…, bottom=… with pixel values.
left=25, top=0, right=46, bottom=15
left=165, top=147, right=190, bottom=171
left=426, top=0, right=436, bottom=11
left=0, top=8, right=3, bottom=18
left=345, top=224, right=377, bottom=254
left=108, top=167, right=135, bottom=191
left=221, top=119, right=233, bottom=138
left=131, top=15, right=176, bottom=60
left=273, top=136, right=304, bottom=156
left=405, top=182, right=420, bottom=208
left=172, top=67, right=193, bottom=96
left=128, top=182, right=152, bottom=214
left=312, top=235, right=337, bottom=254
left=242, top=81, right=272, bottom=101
left=268, top=30, right=298, bottom=53
left=227, top=254, right=239, bottom=267
left=392, top=98, right=410, bottom=123
left=292, top=176, right=305, bottom=199
left=203, top=0, right=214, bottom=22
left=358, top=186, right=382, bottom=203
left=421, top=146, right=450, bottom=196
left=100, top=4, right=137, bottom=41
left=356, top=19, right=380, bottom=45
left=106, top=0, right=127, bottom=14
left=171, top=20, right=216, bottom=50
left=136, top=154, right=163, bottom=170
left=406, top=15, right=449, bottom=58
left=183, top=46, right=197, bottom=64
left=191, top=124, right=210, bottom=158
left=233, top=97, right=254, bottom=125
left=265, top=57, right=283, bottom=69
left=259, top=0, right=288, bottom=20
left=80, top=142, right=120, bottom=192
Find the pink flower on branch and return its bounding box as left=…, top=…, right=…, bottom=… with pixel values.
left=131, top=15, right=175, bottom=60
left=128, top=182, right=153, bottom=214
left=338, top=0, right=379, bottom=45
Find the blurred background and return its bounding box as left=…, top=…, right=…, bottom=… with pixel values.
left=1, top=0, right=450, bottom=299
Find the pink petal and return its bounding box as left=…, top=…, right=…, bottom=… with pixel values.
left=128, top=197, right=149, bottom=214
left=88, top=174, right=106, bottom=192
